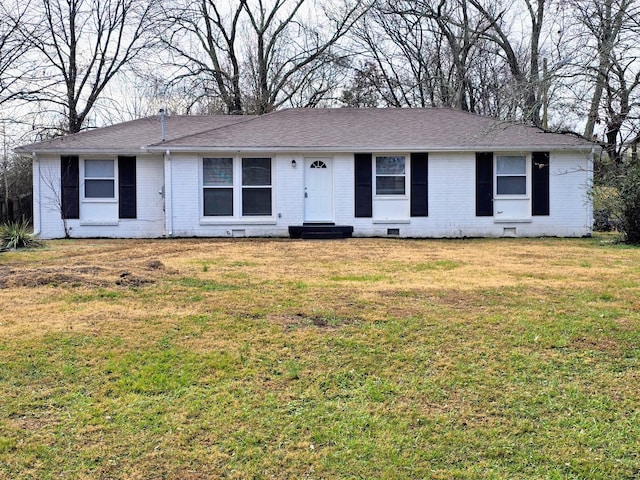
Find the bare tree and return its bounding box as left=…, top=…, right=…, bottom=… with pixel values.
left=602, top=52, right=640, bottom=163
left=162, top=0, right=368, bottom=115
left=160, top=0, right=245, bottom=114
left=568, top=0, right=640, bottom=162
left=464, top=0, right=550, bottom=126
left=0, top=1, right=36, bottom=106
left=0, top=151, right=32, bottom=223
left=242, top=0, right=365, bottom=114
left=384, top=0, right=491, bottom=112
left=352, top=3, right=437, bottom=108
left=350, top=0, right=513, bottom=115
left=573, top=0, right=632, bottom=140
left=1, top=129, right=12, bottom=221
left=23, top=0, right=161, bottom=134
left=1, top=1, right=33, bottom=220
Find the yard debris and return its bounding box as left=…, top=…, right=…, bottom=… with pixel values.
left=145, top=260, right=165, bottom=270
left=0, top=258, right=171, bottom=289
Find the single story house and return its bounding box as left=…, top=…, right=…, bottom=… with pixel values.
left=17, top=108, right=595, bottom=239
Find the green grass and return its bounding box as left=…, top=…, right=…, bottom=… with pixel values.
left=329, top=274, right=387, bottom=282
left=0, top=237, right=639, bottom=478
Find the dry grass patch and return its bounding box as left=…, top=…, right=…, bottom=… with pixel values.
left=1, top=236, right=639, bottom=479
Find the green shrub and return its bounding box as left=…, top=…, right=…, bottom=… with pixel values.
left=592, top=186, right=620, bottom=232
left=617, top=163, right=640, bottom=244
left=0, top=218, right=42, bottom=250
left=597, top=161, right=640, bottom=244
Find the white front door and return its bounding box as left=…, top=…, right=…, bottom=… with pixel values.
left=304, top=157, right=333, bottom=222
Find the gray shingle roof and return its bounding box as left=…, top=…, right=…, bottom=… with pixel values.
left=17, top=115, right=253, bottom=154
left=18, top=108, right=594, bottom=154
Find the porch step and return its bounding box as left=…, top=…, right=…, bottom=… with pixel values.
left=301, top=231, right=346, bottom=239
left=288, top=225, right=354, bottom=239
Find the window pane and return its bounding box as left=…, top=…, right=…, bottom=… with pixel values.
left=203, top=158, right=233, bottom=186
left=204, top=188, right=233, bottom=216
left=310, top=160, right=327, bottom=169
left=497, top=176, right=526, bottom=195
left=85, top=159, right=114, bottom=178
left=497, top=156, right=526, bottom=174
left=242, top=188, right=272, bottom=215
left=376, top=156, right=405, bottom=174
left=242, top=158, right=271, bottom=186
left=376, top=176, right=405, bottom=195
left=85, top=179, right=115, bottom=198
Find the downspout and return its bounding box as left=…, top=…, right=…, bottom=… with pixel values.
left=160, top=108, right=166, bottom=142
left=164, top=149, right=173, bottom=237
left=587, top=145, right=595, bottom=237
left=32, top=152, right=41, bottom=236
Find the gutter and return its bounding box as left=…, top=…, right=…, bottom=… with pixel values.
left=142, top=144, right=597, bottom=155
left=16, top=148, right=156, bottom=156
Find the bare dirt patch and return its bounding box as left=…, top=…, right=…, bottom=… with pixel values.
left=267, top=312, right=359, bottom=330
left=9, top=414, right=59, bottom=432
left=0, top=258, right=172, bottom=289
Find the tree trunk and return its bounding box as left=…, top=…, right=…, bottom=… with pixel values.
left=2, top=160, right=9, bottom=223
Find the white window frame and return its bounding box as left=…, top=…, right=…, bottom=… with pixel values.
left=81, top=157, right=117, bottom=203
left=201, top=155, right=274, bottom=220
left=241, top=157, right=272, bottom=217
left=495, top=154, right=529, bottom=198
left=203, top=157, right=234, bottom=217
left=374, top=154, right=408, bottom=197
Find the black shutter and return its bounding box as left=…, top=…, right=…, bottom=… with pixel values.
left=532, top=152, right=550, bottom=216
left=118, top=156, right=137, bottom=219
left=355, top=153, right=372, bottom=217
left=61, top=155, right=79, bottom=219
left=476, top=152, right=493, bottom=216
left=410, top=152, right=428, bottom=217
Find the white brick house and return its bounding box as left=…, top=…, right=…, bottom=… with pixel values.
left=18, top=108, right=595, bottom=239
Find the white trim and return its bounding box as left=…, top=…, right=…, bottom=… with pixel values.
left=494, top=153, right=530, bottom=198
left=493, top=218, right=532, bottom=224
left=31, top=153, right=41, bottom=236
left=373, top=153, right=409, bottom=198
left=80, top=156, right=118, bottom=202
left=200, top=154, right=275, bottom=220
left=586, top=147, right=595, bottom=235
left=79, top=220, right=119, bottom=226
left=141, top=145, right=595, bottom=154
left=164, top=149, right=173, bottom=236
left=18, top=148, right=155, bottom=156
left=199, top=219, right=277, bottom=226
left=372, top=219, right=411, bottom=224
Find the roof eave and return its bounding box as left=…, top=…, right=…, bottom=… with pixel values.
left=146, top=144, right=596, bottom=154
left=15, top=147, right=157, bottom=156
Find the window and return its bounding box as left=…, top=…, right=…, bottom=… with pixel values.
left=84, top=159, right=115, bottom=198
left=203, top=157, right=233, bottom=216
left=496, top=155, right=526, bottom=195
left=376, top=155, right=405, bottom=195
left=242, top=157, right=271, bottom=216
left=202, top=157, right=272, bottom=217
left=310, top=160, right=327, bottom=169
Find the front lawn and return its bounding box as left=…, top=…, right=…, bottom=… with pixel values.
left=0, top=237, right=638, bottom=479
